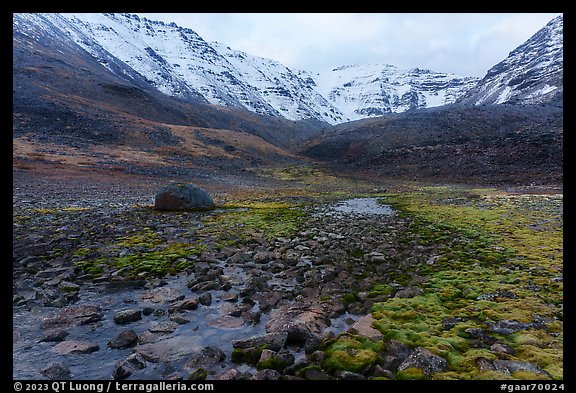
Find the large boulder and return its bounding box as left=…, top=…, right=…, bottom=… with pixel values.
left=154, top=183, right=214, bottom=211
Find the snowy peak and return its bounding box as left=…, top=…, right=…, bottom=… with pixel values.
left=458, top=15, right=563, bottom=106
left=34, top=13, right=344, bottom=124
left=312, top=64, right=480, bottom=121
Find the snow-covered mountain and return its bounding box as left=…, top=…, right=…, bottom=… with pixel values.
left=14, top=12, right=346, bottom=124
left=12, top=13, right=562, bottom=126
left=458, top=15, right=563, bottom=106
left=306, top=64, right=479, bottom=121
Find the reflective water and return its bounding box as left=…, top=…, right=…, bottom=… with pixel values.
left=330, top=198, right=394, bottom=216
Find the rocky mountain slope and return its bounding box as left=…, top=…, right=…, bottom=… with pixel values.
left=304, top=64, right=479, bottom=121
left=13, top=13, right=346, bottom=125
left=300, top=104, right=563, bottom=185
left=458, top=15, right=563, bottom=106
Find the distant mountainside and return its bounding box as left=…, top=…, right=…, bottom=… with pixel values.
left=458, top=15, right=563, bottom=106
left=299, top=103, right=563, bottom=185
left=303, top=64, right=479, bottom=121
left=12, top=13, right=562, bottom=126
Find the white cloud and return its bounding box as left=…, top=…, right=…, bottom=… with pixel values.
left=136, top=13, right=561, bottom=77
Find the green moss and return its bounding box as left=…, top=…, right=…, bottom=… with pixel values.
left=257, top=355, right=291, bottom=371
left=341, top=292, right=357, bottom=305
left=231, top=345, right=268, bottom=365
left=396, top=367, right=427, bottom=380
left=188, top=368, right=207, bottom=380
left=372, top=187, right=562, bottom=380
left=322, top=335, right=384, bottom=374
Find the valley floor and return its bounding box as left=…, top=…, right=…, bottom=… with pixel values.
left=12, top=164, right=563, bottom=381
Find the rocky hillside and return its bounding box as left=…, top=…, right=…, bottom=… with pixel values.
left=458, top=15, right=563, bottom=106
left=300, top=104, right=563, bottom=186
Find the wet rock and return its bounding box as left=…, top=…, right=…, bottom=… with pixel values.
left=185, top=347, right=226, bottom=370
left=154, top=183, right=214, bottom=211
left=265, top=304, right=329, bottom=345
left=41, top=305, right=102, bottom=329
left=39, top=329, right=69, bottom=343
left=397, top=347, right=448, bottom=375
left=476, top=357, right=496, bottom=372
left=219, top=292, right=239, bottom=302
left=40, top=362, right=71, bottom=380
left=232, top=332, right=288, bottom=352
left=140, top=287, right=185, bottom=304
left=170, top=314, right=190, bottom=325
left=136, top=336, right=203, bottom=362
left=241, top=310, right=262, bottom=325
left=348, top=314, right=384, bottom=341
left=113, top=309, right=142, bottom=325
left=206, top=315, right=244, bottom=329
left=253, top=369, right=281, bottom=380
left=52, top=340, right=100, bottom=355
left=149, top=321, right=180, bottom=334
left=113, top=353, right=147, bottom=380
left=371, top=365, right=396, bottom=379
left=219, top=369, right=242, bottom=380
left=441, top=317, right=464, bottom=330
left=167, top=297, right=199, bottom=313
left=198, top=292, right=212, bottom=306
left=109, top=330, right=138, bottom=349
left=105, top=279, right=147, bottom=292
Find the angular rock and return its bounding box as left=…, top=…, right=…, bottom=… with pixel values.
left=257, top=349, right=295, bottom=371
left=493, top=360, right=550, bottom=377
left=395, top=287, right=424, bottom=298
left=135, top=336, right=203, bottom=362
left=40, top=362, right=71, bottom=380
left=219, top=369, right=242, bottom=380
left=232, top=332, right=288, bottom=352
left=397, top=347, right=448, bottom=375
left=154, top=183, right=214, bottom=211
left=52, top=340, right=100, bottom=355
left=113, top=353, right=147, bottom=380
left=167, top=298, right=199, bottom=314
left=265, top=304, right=329, bottom=345
left=41, top=305, right=102, bottom=329
left=148, top=321, right=180, bottom=334
left=113, top=309, right=142, bottom=325
left=253, top=369, right=281, bottom=380
left=39, top=329, right=69, bottom=343
left=140, top=287, right=185, bottom=304
left=348, top=314, right=384, bottom=341
left=198, top=292, right=212, bottom=306
left=108, top=330, right=138, bottom=349
left=206, top=315, right=244, bottom=329
left=185, top=346, right=226, bottom=370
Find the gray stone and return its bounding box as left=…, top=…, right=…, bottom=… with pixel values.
left=154, top=183, right=214, bottom=211
left=198, top=292, right=212, bottom=306
left=185, top=347, right=226, bottom=370
left=335, top=370, right=366, bottom=380
left=135, top=336, right=203, bottom=362
left=41, top=305, right=102, bottom=329
left=113, top=353, right=147, bottom=380
left=397, top=347, right=448, bottom=375
left=40, top=362, right=71, bottom=380
left=39, top=329, right=69, bottom=343
left=52, top=340, right=100, bottom=355
left=348, top=314, right=384, bottom=341
left=168, top=297, right=199, bottom=313
left=108, top=330, right=138, bottom=349
left=265, top=304, right=329, bottom=345
left=140, top=287, right=185, bottom=304
left=381, top=339, right=413, bottom=371
left=148, top=321, right=180, bottom=334
left=253, top=369, right=281, bottom=380
left=493, top=360, right=550, bottom=377
left=232, top=332, right=288, bottom=352
left=113, top=309, right=142, bottom=325
left=395, top=287, right=424, bottom=298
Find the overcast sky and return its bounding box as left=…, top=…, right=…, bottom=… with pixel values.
left=137, top=13, right=561, bottom=77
